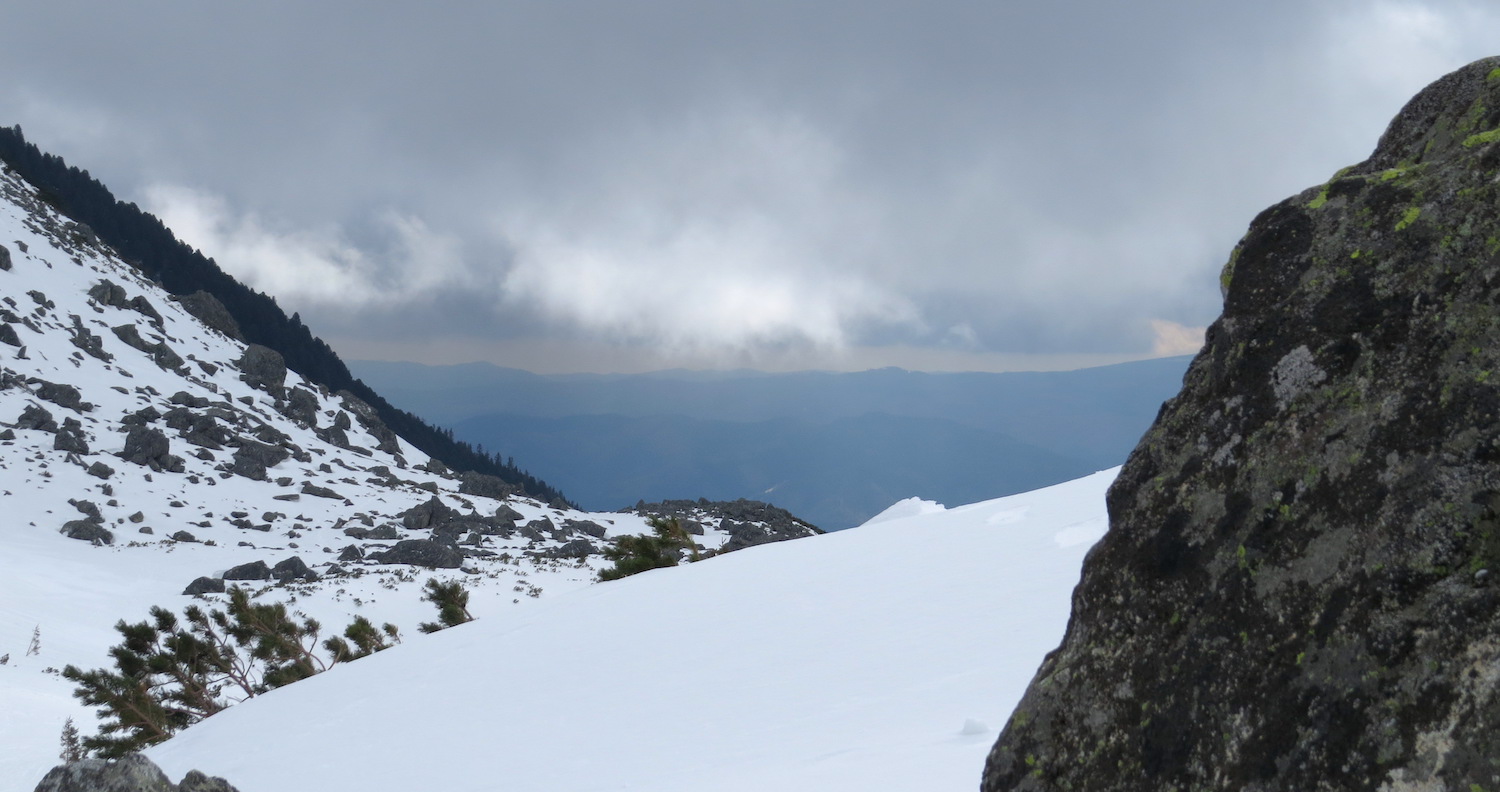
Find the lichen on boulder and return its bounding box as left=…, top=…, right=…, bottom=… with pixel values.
left=983, top=56, right=1500, bottom=791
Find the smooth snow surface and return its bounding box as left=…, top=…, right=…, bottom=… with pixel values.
left=146, top=469, right=1116, bottom=792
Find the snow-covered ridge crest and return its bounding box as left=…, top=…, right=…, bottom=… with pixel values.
left=0, top=161, right=803, bottom=787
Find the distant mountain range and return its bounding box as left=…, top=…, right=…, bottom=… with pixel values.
left=350, top=358, right=1193, bottom=530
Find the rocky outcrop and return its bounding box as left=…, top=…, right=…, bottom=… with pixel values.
left=236, top=344, right=287, bottom=394
left=32, top=753, right=240, bottom=792
left=120, top=426, right=183, bottom=472
left=170, top=291, right=243, bottom=341
left=627, top=497, right=821, bottom=552
left=371, top=538, right=463, bottom=568
left=983, top=57, right=1500, bottom=792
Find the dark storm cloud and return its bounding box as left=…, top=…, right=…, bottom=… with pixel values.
left=3, top=1, right=1497, bottom=370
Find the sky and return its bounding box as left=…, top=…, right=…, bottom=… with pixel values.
left=2, top=1, right=1497, bottom=373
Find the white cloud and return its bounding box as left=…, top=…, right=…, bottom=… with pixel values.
left=496, top=105, right=922, bottom=355
left=143, top=184, right=471, bottom=311
left=1149, top=320, right=1206, bottom=357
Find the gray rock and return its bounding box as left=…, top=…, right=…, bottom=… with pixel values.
left=0, top=242, right=9, bottom=271
left=458, top=472, right=515, bottom=499
left=300, top=482, right=343, bottom=500
left=169, top=392, right=211, bottom=408
left=121, top=406, right=160, bottom=426
left=120, top=426, right=177, bottom=470
left=68, top=319, right=112, bottom=362
left=182, top=576, right=226, bottom=595
left=150, top=342, right=184, bottom=372
left=283, top=387, right=319, bottom=427
left=400, top=496, right=457, bottom=531
left=237, top=344, right=287, bottom=394
left=230, top=440, right=287, bottom=480
left=71, top=499, right=103, bottom=522
left=53, top=418, right=89, bottom=454
left=495, top=504, right=525, bottom=522
left=0, top=322, right=21, bottom=347
left=271, top=556, right=316, bottom=581
left=32, top=753, right=241, bottom=792
left=544, top=538, right=598, bottom=559
left=86, top=461, right=115, bottom=479
left=36, top=381, right=85, bottom=411
left=222, top=560, right=271, bottom=581
left=87, top=279, right=130, bottom=308
left=564, top=519, right=607, bottom=539
left=171, top=291, right=242, bottom=341
left=338, top=544, right=364, bottom=562
left=170, top=531, right=197, bottom=543
left=111, top=324, right=154, bottom=354
left=371, top=539, right=463, bottom=568
left=367, top=524, right=401, bottom=540
left=61, top=519, right=113, bottom=545
left=337, top=390, right=402, bottom=455
left=16, top=403, right=57, bottom=432
left=127, top=295, right=163, bottom=326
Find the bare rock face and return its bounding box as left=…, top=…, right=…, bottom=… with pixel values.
left=983, top=57, right=1500, bottom=791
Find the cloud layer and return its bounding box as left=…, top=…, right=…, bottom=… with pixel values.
left=4, top=0, right=1498, bottom=370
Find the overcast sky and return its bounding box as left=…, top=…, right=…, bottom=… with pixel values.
left=3, top=1, right=1497, bottom=372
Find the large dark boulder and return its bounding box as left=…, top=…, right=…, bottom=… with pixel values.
left=36, top=381, right=85, bottom=411
left=222, top=560, right=272, bottom=581
left=32, top=753, right=241, bottom=792
left=283, top=387, right=320, bottom=427
left=61, top=519, right=113, bottom=545
left=458, top=471, right=516, bottom=500
left=183, top=576, right=226, bottom=595
left=53, top=418, right=89, bottom=454
left=120, top=426, right=181, bottom=471
left=111, top=324, right=154, bottom=354
left=400, top=496, right=458, bottom=531
left=237, top=344, right=287, bottom=393
left=87, top=279, right=129, bottom=308
left=371, top=539, right=463, bottom=568
left=983, top=56, right=1500, bottom=792
left=271, top=556, right=317, bottom=582
left=16, top=403, right=57, bottom=432
left=230, top=439, right=287, bottom=480
left=171, top=291, right=243, bottom=341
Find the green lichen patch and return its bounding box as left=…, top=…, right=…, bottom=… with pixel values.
left=1488, top=67, right=1500, bottom=82
left=1462, top=128, right=1500, bottom=148
left=1395, top=206, right=1422, bottom=231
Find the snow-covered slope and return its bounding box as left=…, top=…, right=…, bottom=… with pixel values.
left=143, top=469, right=1115, bottom=792
left=0, top=162, right=806, bottom=788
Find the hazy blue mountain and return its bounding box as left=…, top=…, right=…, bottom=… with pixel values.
left=349, top=357, right=1193, bottom=529
left=449, top=412, right=1087, bottom=531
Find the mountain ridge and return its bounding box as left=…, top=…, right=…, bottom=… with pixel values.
left=0, top=125, right=565, bottom=504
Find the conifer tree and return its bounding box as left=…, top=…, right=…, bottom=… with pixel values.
left=598, top=516, right=701, bottom=581
left=418, top=579, right=474, bottom=633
